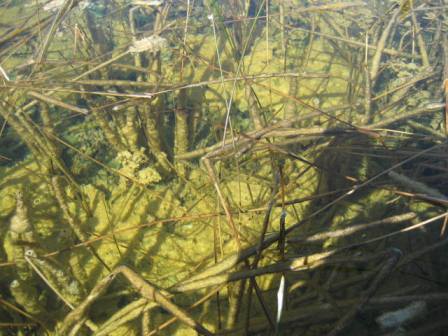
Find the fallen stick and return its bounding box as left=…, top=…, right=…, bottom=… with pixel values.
left=173, top=250, right=395, bottom=293
left=183, top=208, right=447, bottom=289
left=325, top=249, right=402, bottom=336
left=219, top=292, right=448, bottom=335
left=60, top=266, right=213, bottom=336
left=388, top=171, right=448, bottom=201
left=288, top=212, right=417, bottom=244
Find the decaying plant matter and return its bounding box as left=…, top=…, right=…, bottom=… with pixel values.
left=0, top=0, right=448, bottom=335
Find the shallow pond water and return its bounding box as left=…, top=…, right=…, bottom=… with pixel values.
left=0, top=1, right=447, bottom=335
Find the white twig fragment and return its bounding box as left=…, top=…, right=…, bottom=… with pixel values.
left=42, top=0, right=90, bottom=12
left=0, top=65, right=10, bottom=81
left=132, top=0, right=163, bottom=6
left=276, top=275, right=286, bottom=328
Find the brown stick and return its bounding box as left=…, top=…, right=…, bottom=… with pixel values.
left=281, top=21, right=418, bottom=59
left=325, top=248, right=401, bottom=336
left=173, top=249, right=396, bottom=293
left=410, top=7, right=430, bottom=67
left=177, top=112, right=319, bottom=160
left=115, top=266, right=214, bottom=336
left=27, top=91, right=88, bottom=115
left=288, top=212, right=417, bottom=244
left=244, top=196, right=278, bottom=333
left=0, top=14, right=52, bottom=47
left=221, top=293, right=448, bottom=335
left=442, top=33, right=448, bottom=135
left=94, top=299, right=150, bottom=336
left=202, top=157, right=241, bottom=247
left=61, top=266, right=214, bottom=336
left=370, top=9, right=400, bottom=85
left=186, top=165, right=445, bottom=286
left=34, top=0, right=81, bottom=69
left=388, top=171, right=448, bottom=201
left=147, top=285, right=225, bottom=336
left=60, top=272, right=117, bottom=334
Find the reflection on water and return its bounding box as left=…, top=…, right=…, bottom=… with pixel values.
left=0, top=1, right=447, bottom=335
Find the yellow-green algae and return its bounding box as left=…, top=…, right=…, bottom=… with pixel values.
left=0, top=1, right=445, bottom=335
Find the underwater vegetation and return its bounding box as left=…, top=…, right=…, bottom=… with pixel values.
left=0, top=0, right=448, bottom=335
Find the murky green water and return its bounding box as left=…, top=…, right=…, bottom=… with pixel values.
left=0, top=1, right=447, bottom=335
